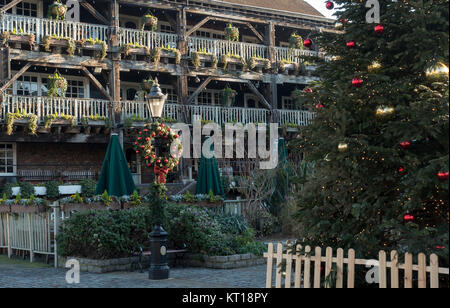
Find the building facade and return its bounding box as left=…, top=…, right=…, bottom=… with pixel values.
left=0, top=0, right=334, bottom=186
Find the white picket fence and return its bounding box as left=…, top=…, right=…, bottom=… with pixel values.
left=265, top=241, right=450, bottom=288
left=0, top=205, right=64, bottom=267
left=119, top=28, right=178, bottom=49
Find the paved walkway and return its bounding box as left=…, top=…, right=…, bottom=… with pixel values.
left=0, top=257, right=267, bottom=288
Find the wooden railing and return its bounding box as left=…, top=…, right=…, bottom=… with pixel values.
left=0, top=13, right=109, bottom=43
left=188, top=37, right=268, bottom=60
left=1, top=95, right=315, bottom=126
left=265, top=241, right=450, bottom=288
left=1, top=95, right=110, bottom=123
left=119, top=28, right=178, bottom=49
left=275, top=46, right=320, bottom=63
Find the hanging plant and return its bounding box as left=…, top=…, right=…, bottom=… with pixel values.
left=289, top=33, right=304, bottom=50
left=142, top=14, right=158, bottom=31
left=47, top=0, right=67, bottom=20
left=220, top=87, right=237, bottom=107
left=225, top=24, right=239, bottom=42
left=6, top=109, right=38, bottom=135
left=141, top=77, right=155, bottom=93
left=150, top=47, right=162, bottom=66
left=47, top=72, right=68, bottom=97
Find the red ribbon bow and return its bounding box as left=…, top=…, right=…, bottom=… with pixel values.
left=154, top=165, right=170, bottom=184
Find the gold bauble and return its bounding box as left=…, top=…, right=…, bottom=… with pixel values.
left=368, top=61, right=382, bottom=73
left=331, top=56, right=342, bottom=61
left=425, top=62, right=449, bottom=82
left=375, top=105, right=395, bottom=119
left=338, top=142, right=348, bottom=152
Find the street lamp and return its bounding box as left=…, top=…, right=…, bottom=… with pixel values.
left=145, top=78, right=167, bottom=119
left=146, top=78, right=170, bottom=280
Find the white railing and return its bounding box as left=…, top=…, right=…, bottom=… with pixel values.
left=276, top=109, right=315, bottom=126
left=121, top=101, right=182, bottom=121
left=186, top=105, right=269, bottom=125
left=275, top=46, right=320, bottom=63
left=0, top=13, right=109, bottom=44
left=188, top=37, right=268, bottom=60
left=119, top=28, right=178, bottom=49
left=1, top=95, right=110, bottom=123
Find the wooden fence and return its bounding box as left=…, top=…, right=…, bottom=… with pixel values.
left=265, top=241, right=449, bottom=288
left=0, top=204, right=64, bottom=267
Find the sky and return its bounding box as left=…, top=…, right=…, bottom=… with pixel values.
left=304, top=0, right=338, bottom=19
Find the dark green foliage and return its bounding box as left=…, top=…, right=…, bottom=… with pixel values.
left=80, top=179, right=96, bottom=198
left=292, top=0, right=449, bottom=262
left=19, top=182, right=34, bottom=199
left=1, top=183, right=14, bottom=199
left=44, top=181, right=60, bottom=199
left=212, top=213, right=251, bottom=235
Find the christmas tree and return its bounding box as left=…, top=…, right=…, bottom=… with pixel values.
left=291, top=0, right=449, bottom=263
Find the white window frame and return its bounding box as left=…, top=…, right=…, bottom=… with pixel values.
left=188, top=87, right=221, bottom=106
left=12, top=72, right=89, bottom=98
left=119, top=14, right=141, bottom=29
left=1, top=0, right=43, bottom=18
left=281, top=96, right=295, bottom=110
left=0, top=142, right=17, bottom=176
left=244, top=93, right=262, bottom=109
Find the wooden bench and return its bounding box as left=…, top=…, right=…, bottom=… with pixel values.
left=131, top=246, right=188, bottom=273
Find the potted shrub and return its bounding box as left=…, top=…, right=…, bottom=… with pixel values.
left=47, top=0, right=67, bottom=20
left=289, top=33, right=304, bottom=50
left=47, top=72, right=68, bottom=97
left=225, top=24, right=239, bottom=42
left=10, top=195, right=48, bottom=214
left=220, top=87, right=237, bottom=107
left=121, top=190, right=142, bottom=209
left=141, top=77, right=154, bottom=93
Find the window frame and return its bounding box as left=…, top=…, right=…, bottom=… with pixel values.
left=0, top=143, right=17, bottom=176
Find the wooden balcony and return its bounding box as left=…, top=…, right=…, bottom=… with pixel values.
left=1, top=95, right=315, bottom=127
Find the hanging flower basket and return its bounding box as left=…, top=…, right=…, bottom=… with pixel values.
left=289, top=33, right=303, bottom=50
left=220, top=87, right=237, bottom=107
left=225, top=24, right=239, bottom=42
left=141, top=77, right=154, bottom=93
left=47, top=72, right=68, bottom=97
left=48, top=0, right=67, bottom=20
left=142, top=14, right=158, bottom=31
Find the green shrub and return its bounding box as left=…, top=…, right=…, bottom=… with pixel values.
left=80, top=179, right=96, bottom=197
left=45, top=181, right=60, bottom=199
left=19, top=182, right=34, bottom=199
left=1, top=183, right=15, bottom=199
left=213, top=213, right=251, bottom=236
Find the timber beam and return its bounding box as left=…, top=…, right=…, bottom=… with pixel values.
left=79, top=1, right=109, bottom=25
left=186, top=76, right=213, bottom=105
left=0, top=62, right=31, bottom=94
left=81, top=66, right=112, bottom=101
left=246, top=80, right=271, bottom=109
left=0, top=0, right=22, bottom=14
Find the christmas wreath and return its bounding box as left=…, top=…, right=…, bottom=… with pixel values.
left=134, top=122, right=183, bottom=184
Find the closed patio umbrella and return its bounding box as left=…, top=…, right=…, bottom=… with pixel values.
left=95, top=134, right=137, bottom=197
left=195, top=139, right=224, bottom=196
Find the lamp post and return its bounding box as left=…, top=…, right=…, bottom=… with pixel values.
left=146, top=78, right=170, bottom=280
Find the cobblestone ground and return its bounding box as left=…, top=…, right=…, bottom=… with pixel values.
left=0, top=260, right=268, bottom=288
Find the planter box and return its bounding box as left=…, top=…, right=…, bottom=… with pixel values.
left=85, top=120, right=107, bottom=126
left=4, top=34, right=34, bottom=49
left=49, top=119, right=74, bottom=126
left=10, top=204, right=47, bottom=214
left=60, top=201, right=120, bottom=212
left=0, top=204, right=10, bottom=213
left=183, top=253, right=266, bottom=269
left=12, top=186, right=46, bottom=196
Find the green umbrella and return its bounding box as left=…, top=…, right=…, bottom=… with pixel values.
left=195, top=139, right=224, bottom=196
left=95, top=134, right=137, bottom=197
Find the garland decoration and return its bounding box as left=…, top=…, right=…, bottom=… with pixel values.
left=134, top=122, right=183, bottom=184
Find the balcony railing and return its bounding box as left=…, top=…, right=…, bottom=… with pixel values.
left=1, top=95, right=110, bottom=124
left=275, top=46, right=320, bottom=63
left=1, top=95, right=315, bottom=127
left=188, top=37, right=268, bottom=61
left=119, top=28, right=178, bottom=49
left=0, top=13, right=109, bottom=43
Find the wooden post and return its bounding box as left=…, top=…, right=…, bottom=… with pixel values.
left=378, top=250, right=387, bottom=288
left=347, top=249, right=355, bottom=288
left=313, top=246, right=321, bottom=288
left=265, top=243, right=273, bottom=288
left=284, top=240, right=293, bottom=288
left=109, top=0, right=121, bottom=131
left=275, top=243, right=283, bottom=288
left=336, top=248, right=344, bottom=288
left=404, top=252, right=413, bottom=288
left=430, top=254, right=439, bottom=288
left=303, top=245, right=311, bottom=288
left=417, top=253, right=427, bottom=288
left=53, top=202, right=60, bottom=268
left=324, top=246, right=333, bottom=288
left=6, top=213, right=11, bottom=258
left=28, top=213, right=34, bottom=263
left=294, top=244, right=302, bottom=288
left=390, top=250, right=399, bottom=288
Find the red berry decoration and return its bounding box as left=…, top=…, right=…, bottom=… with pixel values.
left=374, top=24, right=384, bottom=34
left=437, top=171, right=449, bottom=181
left=397, top=166, right=406, bottom=174
left=160, top=123, right=165, bottom=127
left=400, top=141, right=411, bottom=149
left=304, top=88, right=313, bottom=93
left=174, top=134, right=179, bottom=138
left=147, top=163, right=151, bottom=167
left=436, top=246, right=445, bottom=250
left=326, top=1, right=334, bottom=10
left=315, top=103, right=324, bottom=109
left=138, top=131, right=142, bottom=135
left=136, top=150, right=139, bottom=154
left=352, top=77, right=363, bottom=87
left=346, top=41, right=356, bottom=48
left=164, top=159, right=169, bottom=163
left=403, top=214, right=414, bottom=222
left=304, top=38, right=313, bottom=48
left=152, top=154, right=156, bottom=158
left=145, top=137, right=150, bottom=141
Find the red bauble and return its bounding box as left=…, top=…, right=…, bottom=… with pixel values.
left=145, top=156, right=149, bottom=160
left=346, top=41, right=356, bottom=48
left=174, top=134, right=179, bottom=138
left=403, top=214, right=414, bottom=222
left=400, top=141, right=411, bottom=149
left=374, top=24, right=384, bottom=34
left=304, top=88, right=313, bottom=93
left=304, top=38, right=313, bottom=48
left=147, top=163, right=151, bottom=167
left=160, top=123, right=165, bottom=127
left=326, top=1, right=334, bottom=10
left=352, top=77, right=363, bottom=87
left=145, top=137, right=150, bottom=141
left=140, top=145, right=145, bottom=149
left=137, top=137, right=142, bottom=141
left=152, top=132, right=156, bottom=137
left=134, top=142, right=138, bottom=145
left=315, top=103, right=324, bottom=109
left=136, top=150, right=140, bottom=154
left=436, top=246, right=445, bottom=250
left=397, top=166, right=406, bottom=174
left=156, top=159, right=161, bottom=164
left=164, top=135, right=168, bottom=139
left=151, top=154, right=156, bottom=158
left=164, top=159, right=169, bottom=163
left=437, top=171, right=449, bottom=181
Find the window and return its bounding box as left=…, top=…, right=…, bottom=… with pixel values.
left=0, top=143, right=16, bottom=175
left=282, top=97, right=295, bottom=110
left=16, top=1, right=38, bottom=17
left=160, top=23, right=174, bottom=33
left=212, top=33, right=225, bottom=40
left=126, top=88, right=138, bottom=101
left=245, top=94, right=261, bottom=108
left=125, top=22, right=137, bottom=29
left=66, top=80, right=85, bottom=98
left=195, top=30, right=210, bottom=38
left=161, top=87, right=178, bottom=104
left=16, top=75, right=38, bottom=96
left=197, top=92, right=213, bottom=105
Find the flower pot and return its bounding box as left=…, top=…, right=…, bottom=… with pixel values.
left=10, top=204, right=47, bottom=214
